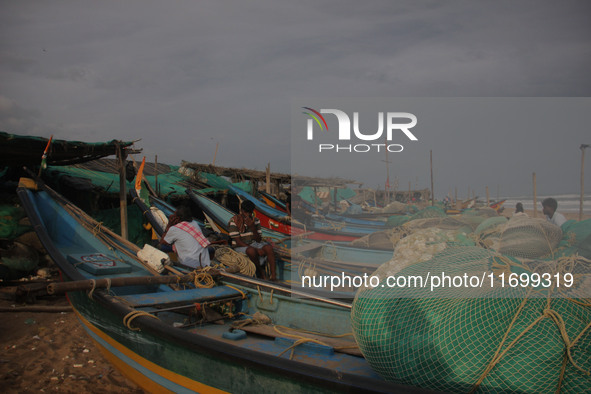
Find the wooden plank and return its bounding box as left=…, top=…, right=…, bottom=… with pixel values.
left=240, top=324, right=362, bottom=357
left=118, top=286, right=242, bottom=308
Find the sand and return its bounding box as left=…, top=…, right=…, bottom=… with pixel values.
left=0, top=296, right=143, bottom=393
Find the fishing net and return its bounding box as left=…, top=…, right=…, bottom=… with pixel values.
left=480, top=216, right=563, bottom=259
left=555, top=219, right=591, bottom=259
left=0, top=205, right=31, bottom=239
left=386, top=215, right=410, bottom=227
left=409, top=206, right=447, bottom=220
left=474, top=217, right=508, bottom=236
left=375, top=201, right=408, bottom=214
left=351, top=246, right=591, bottom=393
left=352, top=217, right=474, bottom=250
left=462, top=207, right=500, bottom=218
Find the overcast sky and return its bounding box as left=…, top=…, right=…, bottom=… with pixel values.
left=1, top=1, right=590, bottom=199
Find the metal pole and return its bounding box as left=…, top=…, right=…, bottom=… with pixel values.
left=430, top=150, right=434, bottom=206
left=117, top=143, right=128, bottom=240
left=533, top=172, right=537, bottom=218
left=580, top=144, right=589, bottom=221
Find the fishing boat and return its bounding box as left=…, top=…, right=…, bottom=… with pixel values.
left=136, top=188, right=394, bottom=298
left=258, top=190, right=288, bottom=213
left=187, top=188, right=359, bottom=242
left=18, top=177, right=423, bottom=393
left=228, top=186, right=372, bottom=242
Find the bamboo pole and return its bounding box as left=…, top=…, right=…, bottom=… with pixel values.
left=533, top=172, right=537, bottom=218
left=580, top=145, right=588, bottom=221
left=117, top=143, right=128, bottom=240
left=266, top=162, right=271, bottom=194
left=455, top=186, right=458, bottom=209
left=486, top=186, right=490, bottom=206
left=47, top=273, right=197, bottom=294
left=408, top=181, right=411, bottom=205
left=430, top=150, right=434, bottom=206
left=154, top=154, right=159, bottom=196
left=212, top=142, right=219, bottom=166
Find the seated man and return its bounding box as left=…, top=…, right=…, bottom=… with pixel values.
left=160, top=206, right=213, bottom=269
left=229, top=200, right=277, bottom=281
left=541, top=197, right=567, bottom=227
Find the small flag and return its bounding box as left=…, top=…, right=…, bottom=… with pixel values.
left=135, top=156, right=146, bottom=193
left=134, top=157, right=150, bottom=205
left=39, top=135, right=53, bottom=175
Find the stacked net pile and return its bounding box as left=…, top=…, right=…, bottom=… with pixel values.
left=555, top=219, right=591, bottom=259
left=352, top=216, right=474, bottom=250
left=480, top=216, right=563, bottom=259
left=351, top=246, right=591, bottom=393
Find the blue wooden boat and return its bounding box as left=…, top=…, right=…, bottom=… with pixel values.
left=18, top=177, right=424, bottom=393
left=185, top=188, right=288, bottom=242
left=138, top=188, right=394, bottom=299
left=229, top=186, right=379, bottom=241
left=258, top=190, right=288, bottom=213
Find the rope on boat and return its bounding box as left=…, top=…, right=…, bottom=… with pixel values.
left=223, top=285, right=247, bottom=299
left=193, top=268, right=215, bottom=288
left=469, top=255, right=591, bottom=393
left=273, top=325, right=359, bottom=360
left=87, top=278, right=111, bottom=299
left=123, top=310, right=159, bottom=331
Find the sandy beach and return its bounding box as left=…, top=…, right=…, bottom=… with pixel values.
left=0, top=295, right=143, bottom=393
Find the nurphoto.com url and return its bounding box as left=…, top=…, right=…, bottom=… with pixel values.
left=300, top=272, right=574, bottom=292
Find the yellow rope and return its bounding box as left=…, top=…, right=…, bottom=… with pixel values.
left=123, top=310, right=159, bottom=331
left=277, top=338, right=331, bottom=360
left=273, top=325, right=358, bottom=360
left=224, top=284, right=247, bottom=299
left=193, top=270, right=215, bottom=288
left=471, top=254, right=591, bottom=392
left=274, top=325, right=354, bottom=339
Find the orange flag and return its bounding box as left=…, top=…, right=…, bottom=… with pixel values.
left=135, top=156, right=146, bottom=193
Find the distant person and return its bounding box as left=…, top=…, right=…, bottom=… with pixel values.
left=229, top=200, right=277, bottom=281
left=160, top=206, right=213, bottom=269
left=541, top=197, right=567, bottom=227
left=513, top=202, right=528, bottom=217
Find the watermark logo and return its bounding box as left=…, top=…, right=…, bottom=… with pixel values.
left=302, top=107, right=418, bottom=153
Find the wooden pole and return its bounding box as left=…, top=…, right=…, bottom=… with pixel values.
left=266, top=162, right=271, bottom=194
left=47, top=273, right=197, bottom=294
left=455, top=186, right=458, bottom=209
left=486, top=186, right=490, bottom=206
left=212, top=142, right=219, bottom=166
left=154, top=154, right=159, bottom=196
left=117, top=143, right=128, bottom=240
left=430, top=150, right=434, bottom=206
left=313, top=186, right=319, bottom=215
left=408, top=181, right=411, bottom=205
left=533, top=172, right=538, bottom=218
left=580, top=145, right=588, bottom=221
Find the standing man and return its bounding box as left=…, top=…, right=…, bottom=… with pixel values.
left=160, top=206, right=212, bottom=269
left=541, top=198, right=567, bottom=227
left=229, top=200, right=277, bottom=281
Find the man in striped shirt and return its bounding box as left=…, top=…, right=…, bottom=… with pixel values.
left=229, top=200, right=277, bottom=281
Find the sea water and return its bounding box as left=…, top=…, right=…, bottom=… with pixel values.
left=502, top=193, right=591, bottom=214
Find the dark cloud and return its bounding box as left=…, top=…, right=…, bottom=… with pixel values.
left=1, top=1, right=590, bottom=196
